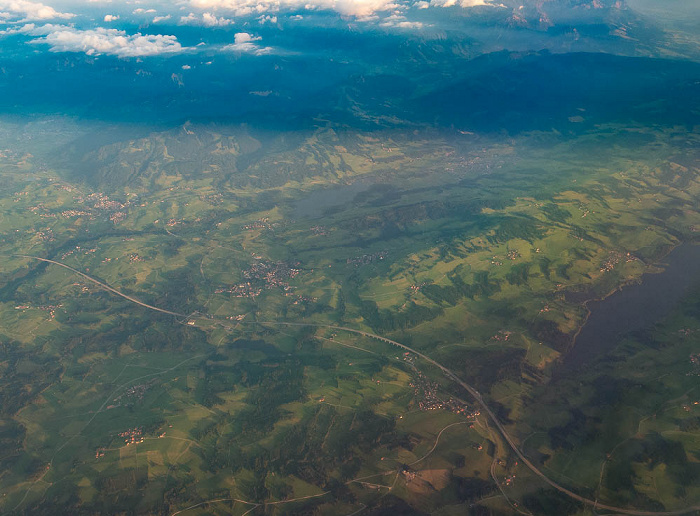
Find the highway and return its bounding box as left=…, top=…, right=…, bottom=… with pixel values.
left=14, top=254, right=700, bottom=516
left=13, top=254, right=187, bottom=318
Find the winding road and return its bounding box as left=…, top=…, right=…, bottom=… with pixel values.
left=13, top=254, right=700, bottom=516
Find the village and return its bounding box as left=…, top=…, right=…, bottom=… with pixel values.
left=310, top=225, right=329, bottom=236
left=118, top=427, right=144, bottom=446
left=216, top=260, right=302, bottom=299
left=410, top=371, right=479, bottom=418
left=347, top=251, right=388, bottom=267
left=242, top=217, right=282, bottom=231
left=14, top=303, right=64, bottom=320
left=600, top=250, right=639, bottom=273
left=24, top=188, right=132, bottom=230
left=107, top=380, right=157, bottom=409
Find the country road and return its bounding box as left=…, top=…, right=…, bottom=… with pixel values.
left=13, top=254, right=700, bottom=516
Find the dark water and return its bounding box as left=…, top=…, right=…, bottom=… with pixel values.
left=564, top=243, right=700, bottom=369
left=292, top=181, right=370, bottom=219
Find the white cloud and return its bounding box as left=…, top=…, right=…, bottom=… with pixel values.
left=202, top=11, right=234, bottom=25
left=28, top=26, right=185, bottom=57
left=180, top=11, right=234, bottom=26
left=186, top=0, right=499, bottom=17
left=0, top=0, right=74, bottom=22
left=222, top=31, right=272, bottom=54
left=429, top=0, right=490, bottom=7
left=0, top=21, right=62, bottom=35
left=180, top=12, right=197, bottom=23
left=188, top=0, right=402, bottom=18
left=258, top=14, right=277, bottom=23
left=379, top=13, right=423, bottom=28
left=132, top=8, right=156, bottom=14
left=103, top=14, right=119, bottom=22
left=152, top=14, right=172, bottom=22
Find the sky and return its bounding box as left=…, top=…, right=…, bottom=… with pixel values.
left=0, top=0, right=697, bottom=127
left=0, top=0, right=500, bottom=58
left=0, top=0, right=652, bottom=58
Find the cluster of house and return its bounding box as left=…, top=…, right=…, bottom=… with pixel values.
left=410, top=371, right=479, bottom=418
left=107, top=380, right=155, bottom=409
left=310, top=225, right=329, bottom=236
left=118, top=427, right=144, bottom=446
left=347, top=251, right=388, bottom=267
left=242, top=218, right=275, bottom=231
left=215, top=260, right=302, bottom=299
left=690, top=353, right=700, bottom=376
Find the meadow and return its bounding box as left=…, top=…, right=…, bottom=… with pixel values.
left=0, top=117, right=698, bottom=514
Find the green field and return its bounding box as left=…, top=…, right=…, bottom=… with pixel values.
left=0, top=118, right=699, bottom=515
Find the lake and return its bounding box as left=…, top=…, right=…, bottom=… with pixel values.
left=564, top=242, right=700, bottom=369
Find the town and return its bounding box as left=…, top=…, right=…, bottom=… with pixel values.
left=410, top=371, right=478, bottom=418
left=215, top=259, right=302, bottom=298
